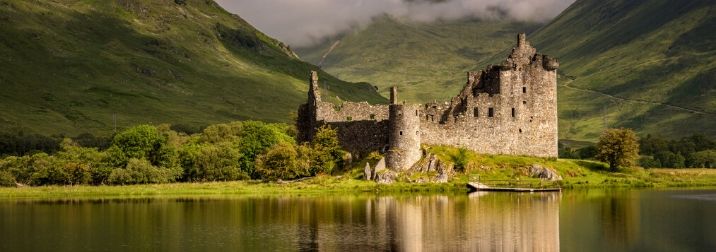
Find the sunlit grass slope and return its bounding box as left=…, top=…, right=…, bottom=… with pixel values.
left=0, top=0, right=386, bottom=136
left=528, top=0, right=716, bottom=140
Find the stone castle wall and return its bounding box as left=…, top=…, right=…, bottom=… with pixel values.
left=298, top=33, right=559, bottom=169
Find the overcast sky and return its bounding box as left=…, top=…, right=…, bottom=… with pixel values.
left=215, top=0, right=576, bottom=47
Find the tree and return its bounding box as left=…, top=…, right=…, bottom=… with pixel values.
left=310, top=125, right=344, bottom=174
left=596, top=128, right=640, bottom=171
left=255, top=142, right=310, bottom=180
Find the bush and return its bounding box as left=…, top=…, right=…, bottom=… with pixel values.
left=108, top=158, right=180, bottom=185
left=111, top=125, right=167, bottom=167
left=0, top=170, right=16, bottom=187
left=255, top=143, right=310, bottom=180
left=690, top=150, right=716, bottom=168
left=237, top=121, right=295, bottom=178
left=180, top=142, right=245, bottom=181
left=27, top=153, right=68, bottom=185
left=639, top=156, right=661, bottom=168
left=655, top=151, right=685, bottom=168
left=310, top=125, right=343, bottom=175
left=449, top=148, right=471, bottom=172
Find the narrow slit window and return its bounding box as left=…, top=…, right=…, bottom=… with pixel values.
left=512, top=108, right=516, bottom=117
left=400, top=131, right=403, bottom=136
left=488, top=108, right=494, bottom=117
left=415, top=110, right=419, bottom=116
left=522, top=87, right=527, bottom=93
left=473, top=107, right=479, bottom=117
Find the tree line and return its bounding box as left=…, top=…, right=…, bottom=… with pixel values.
left=0, top=121, right=346, bottom=187
left=560, top=131, right=716, bottom=169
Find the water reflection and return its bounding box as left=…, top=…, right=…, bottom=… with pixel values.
left=0, top=193, right=561, bottom=251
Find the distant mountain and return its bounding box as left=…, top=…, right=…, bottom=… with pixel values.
left=529, top=0, right=716, bottom=140
left=295, top=16, right=540, bottom=102
left=0, top=0, right=385, bottom=135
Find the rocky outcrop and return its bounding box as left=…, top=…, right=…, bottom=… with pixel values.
left=529, top=164, right=562, bottom=181
left=412, top=153, right=454, bottom=183
left=375, top=170, right=398, bottom=184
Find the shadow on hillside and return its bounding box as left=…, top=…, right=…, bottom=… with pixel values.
left=574, top=160, right=608, bottom=172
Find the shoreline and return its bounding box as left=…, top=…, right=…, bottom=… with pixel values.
left=2, top=169, right=715, bottom=200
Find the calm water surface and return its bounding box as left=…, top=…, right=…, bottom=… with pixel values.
left=1, top=189, right=715, bottom=251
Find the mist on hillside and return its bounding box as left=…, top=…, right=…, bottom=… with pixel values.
left=216, top=0, right=575, bottom=47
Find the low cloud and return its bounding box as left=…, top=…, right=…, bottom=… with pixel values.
left=216, top=0, right=575, bottom=47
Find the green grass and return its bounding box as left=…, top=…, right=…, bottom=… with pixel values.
left=297, top=1, right=716, bottom=141
left=427, top=145, right=716, bottom=188
left=0, top=0, right=386, bottom=136
left=0, top=176, right=463, bottom=199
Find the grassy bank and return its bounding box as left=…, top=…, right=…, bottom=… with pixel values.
left=2, top=157, right=715, bottom=199
left=0, top=176, right=462, bottom=199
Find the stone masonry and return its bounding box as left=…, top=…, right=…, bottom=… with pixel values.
left=297, top=33, right=559, bottom=170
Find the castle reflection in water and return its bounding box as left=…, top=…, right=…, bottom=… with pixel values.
left=291, top=192, right=561, bottom=251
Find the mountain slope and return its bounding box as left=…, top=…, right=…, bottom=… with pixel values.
left=0, top=0, right=386, bottom=135
left=528, top=0, right=716, bottom=140
left=295, top=17, right=540, bottom=102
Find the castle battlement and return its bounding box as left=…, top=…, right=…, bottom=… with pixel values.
left=298, top=33, right=559, bottom=170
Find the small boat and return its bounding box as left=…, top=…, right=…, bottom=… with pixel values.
left=467, top=182, right=561, bottom=193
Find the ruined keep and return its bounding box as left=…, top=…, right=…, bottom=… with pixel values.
left=297, top=33, right=559, bottom=170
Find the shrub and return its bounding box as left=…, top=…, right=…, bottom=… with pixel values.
left=0, top=170, right=16, bottom=187
left=310, top=125, right=344, bottom=175
left=111, top=125, right=167, bottom=166
left=449, top=148, right=471, bottom=172
left=638, top=156, right=661, bottom=168
left=690, top=150, right=716, bottom=168
left=255, top=142, right=310, bottom=180
left=180, top=142, right=245, bottom=181
left=655, top=151, right=685, bottom=168
left=237, top=121, right=295, bottom=178
left=108, top=158, right=180, bottom=185
left=27, top=153, right=68, bottom=185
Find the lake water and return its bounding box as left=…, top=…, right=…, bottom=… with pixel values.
left=1, top=189, right=715, bottom=251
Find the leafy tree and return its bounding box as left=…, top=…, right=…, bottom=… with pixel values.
left=689, top=150, right=716, bottom=168
left=638, top=156, right=661, bottom=168
left=255, top=142, right=310, bottom=180
left=0, top=171, right=16, bottom=187
left=310, top=125, right=344, bottom=174
left=236, top=121, right=295, bottom=178
left=180, top=142, right=244, bottom=181
left=108, top=158, right=180, bottom=185
left=655, top=151, right=685, bottom=168
left=596, top=128, right=640, bottom=171
left=27, top=153, right=67, bottom=185
left=111, top=125, right=167, bottom=167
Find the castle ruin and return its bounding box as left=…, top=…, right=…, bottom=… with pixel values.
left=297, top=33, right=559, bottom=170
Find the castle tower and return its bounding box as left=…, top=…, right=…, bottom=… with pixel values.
left=308, top=70, right=321, bottom=105
left=386, top=87, right=422, bottom=170
left=297, top=70, right=322, bottom=142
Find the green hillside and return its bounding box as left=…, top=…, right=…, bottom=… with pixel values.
left=0, top=0, right=386, bottom=136
left=297, top=1, right=716, bottom=141
left=528, top=0, right=716, bottom=140
left=295, top=17, right=540, bottom=102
